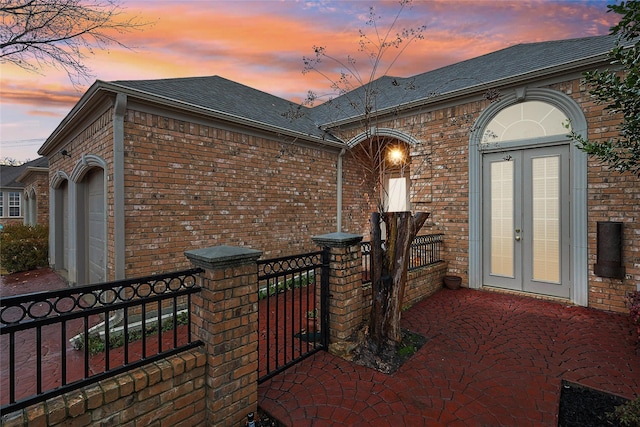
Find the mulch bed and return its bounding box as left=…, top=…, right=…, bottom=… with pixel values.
left=255, top=408, right=284, bottom=426
left=558, top=381, right=629, bottom=427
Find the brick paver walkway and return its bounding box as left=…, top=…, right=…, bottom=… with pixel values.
left=3, top=269, right=639, bottom=425
left=258, top=288, right=640, bottom=426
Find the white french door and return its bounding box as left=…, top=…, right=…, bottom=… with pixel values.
left=482, top=145, right=571, bottom=298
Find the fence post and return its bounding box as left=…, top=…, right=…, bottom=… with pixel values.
left=185, top=245, right=262, bottom=427
left=311, top=232, right=363, bottom=356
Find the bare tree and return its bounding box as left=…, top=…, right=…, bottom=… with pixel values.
left=1, top=0, right=150, bottom=84
left=0, top=157, right=23, bottom=165
left=300, top=0, right=432, bottom=371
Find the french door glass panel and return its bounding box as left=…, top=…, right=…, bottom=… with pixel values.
left=490, top=161, right=514, bottom=277
left=531, top=156, right=560, bottom=283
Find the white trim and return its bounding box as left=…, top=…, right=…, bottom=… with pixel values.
left=114, top=93, right=127, bottom=280
left=346, top=127, right=421, bottom=148
left=49, top=171, right=70, bottom=272
left=70, top=154, right=108, bottom=183
left=68, top=155, right=108, bottom=285
left=51, top=171, right=69, bottom=189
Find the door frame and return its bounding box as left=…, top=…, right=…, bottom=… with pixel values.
left=68, top=154, right=108, bottom=285
left=468, top=88, right=588, bottom=305
left=481, top=145, right=571, bottom=298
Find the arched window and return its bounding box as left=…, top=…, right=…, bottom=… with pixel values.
left=482, top=101, right=570, bottom=144
left=24, top=188, right=37, bottom=226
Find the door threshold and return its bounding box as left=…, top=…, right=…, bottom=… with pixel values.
left=481, top=286, right=574, bottom=306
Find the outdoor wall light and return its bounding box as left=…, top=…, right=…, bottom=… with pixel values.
left=387, top=147, right=406, bottom=165
left=60, top=149, right=71, bottom=157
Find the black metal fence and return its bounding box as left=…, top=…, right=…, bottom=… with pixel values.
left=0, top=268, right=203, bottom=415
left=361, top=233, right=445, bottom=285
left=257, top=250, right=329, bottom=383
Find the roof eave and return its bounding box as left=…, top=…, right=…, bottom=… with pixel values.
left=41, top=81, right=345, bottom=156
left=321, top=53, right=612, bottom=130
left=16, top=167, right=49, bottom=183
left=38, top=81, right=110, bottom=156
left=108, top=82, right=346, bottom=149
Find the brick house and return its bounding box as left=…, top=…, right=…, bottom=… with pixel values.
left=38, top=34, right=638, bottom=313
left=0, top=157, right=49, bottom=228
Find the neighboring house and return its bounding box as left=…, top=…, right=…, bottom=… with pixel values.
left=0, top=157, right=49, bottom=227
left=38, top=35, right=638, bottom=314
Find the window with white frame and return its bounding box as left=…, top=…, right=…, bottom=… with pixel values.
left=9, top=192, right=21, bottom=217
left=0, top=191, right=22, bottom=217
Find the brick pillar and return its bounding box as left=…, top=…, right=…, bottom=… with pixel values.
left=185, top=245, right=262, bottom=427
left=311, top=232, right=363, bottom=356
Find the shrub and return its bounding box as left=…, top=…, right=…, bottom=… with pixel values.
left=0, top=224, right=49, bottom=273
left=609, top=397, right=640, bottom=427
left=628, top=291, right=640, bottom=344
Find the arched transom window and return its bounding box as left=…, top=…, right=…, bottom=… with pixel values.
left=482, top=101, right=570, bottom=144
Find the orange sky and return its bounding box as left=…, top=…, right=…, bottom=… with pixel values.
left=0, top=0, right=618, bottom=162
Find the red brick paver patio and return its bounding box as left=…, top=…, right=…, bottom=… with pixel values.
left=3, top=269, right=639, bottom=425
left=258, top=288, right=640, bottom=426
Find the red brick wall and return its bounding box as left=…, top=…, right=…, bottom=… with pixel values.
left=122, top=110, right=370, bottom=277
left=425, top=80, right=637, bottom=313
left=333, top=78, right=638, bottom=314
left=556, top=79, right=638, bottom=312
left=0, top=218, right=23, bottom=227
left=21, top=171, right=50, bottom=226
left=44, top=77, right=638, bottom=313
left=47, top=107, right=116, bottom=280
left=2, top=349, right=206, bottom=427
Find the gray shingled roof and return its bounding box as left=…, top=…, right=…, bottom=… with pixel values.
left=109, top=75, right=333, bottom=141
left=311, top=35, right=620, bottom=126
left=0, top=157, right=48, bottom=188
left=51, top=34, right=618, bottom=151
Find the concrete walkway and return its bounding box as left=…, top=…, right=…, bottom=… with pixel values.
left=258, top=288, right=640, bottom=426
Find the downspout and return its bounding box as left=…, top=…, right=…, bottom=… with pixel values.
left=336, top=148, right=346, bottom=232
left=113, top=93, right=127, bottom=280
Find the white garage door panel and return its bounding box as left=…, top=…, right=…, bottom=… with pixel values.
left=87, top=169, right=106, bottom=284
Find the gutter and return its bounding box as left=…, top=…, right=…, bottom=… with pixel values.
left=113, top=93, right=127, bottom=280
left=336, top=148, right=346, bottom=232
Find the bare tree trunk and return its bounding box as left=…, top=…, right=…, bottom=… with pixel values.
left=368, top=211, right=430, bottom=350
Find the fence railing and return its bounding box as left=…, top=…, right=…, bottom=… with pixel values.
left=257, top=250, right=329, bottom=383
left=361, top=233, right=445, bottom=285
left=0, top=268, right=203, bottom=415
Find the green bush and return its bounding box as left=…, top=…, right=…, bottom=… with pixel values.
left=609, top=397, right=640, bottom=427
left=0, top=224, right=49, bottom=273
left=628, top=291, right=640, bottom=344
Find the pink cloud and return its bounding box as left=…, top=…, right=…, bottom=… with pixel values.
left=1, top=82, right=81, bottom=109
left=0, top=0, right=618, bottom=159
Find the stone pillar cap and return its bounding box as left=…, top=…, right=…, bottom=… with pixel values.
left=185, top=245, right=262, bottom=269
left=312, top=232, right=363, bottom=248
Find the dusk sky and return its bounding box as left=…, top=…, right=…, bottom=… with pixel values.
left=0, top=0, right=618, bottom=162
